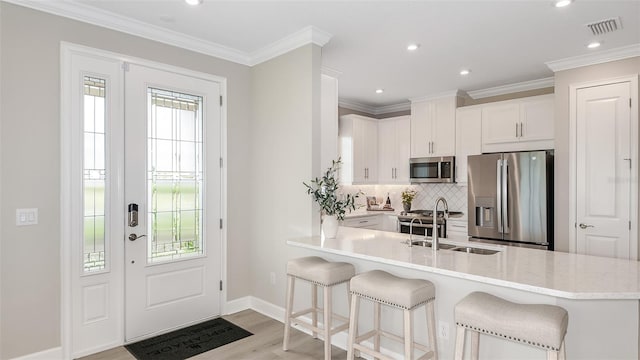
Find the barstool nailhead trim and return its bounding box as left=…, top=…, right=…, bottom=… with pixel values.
left=455, top=322, right=560, bottom=351
left=351, top=291, right=435, bottom=311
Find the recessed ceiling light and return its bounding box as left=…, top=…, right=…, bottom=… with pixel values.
left=460, top=69, right=471, bottom=76
left=407, top=44, right=420, bottom=51
left=185, top=0, right=202, bottom=5
left=555, top=0, right=572, bottom=8
left=587, top=41, right=601, bottom=49
left=376, top=89, right=384, bottom=94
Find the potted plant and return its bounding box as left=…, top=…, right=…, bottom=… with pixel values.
left=401, top=188, right=418, bottom=213
left=304, top=159, right=360, bottom=238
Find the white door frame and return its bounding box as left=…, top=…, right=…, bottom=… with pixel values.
left=568, top=74, right=639, bottom=258
left=60, top=42, right=228, bottom=358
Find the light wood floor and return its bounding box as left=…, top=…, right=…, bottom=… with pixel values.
left=79, top=310, right=352, bottom=360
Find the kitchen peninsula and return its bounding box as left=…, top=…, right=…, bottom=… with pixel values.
left=288, top=227, right=640, bottom=359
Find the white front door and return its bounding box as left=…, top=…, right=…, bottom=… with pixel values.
left=124, top=63, right=222, bottom=341
left=576, top=81, right=632, bottom=259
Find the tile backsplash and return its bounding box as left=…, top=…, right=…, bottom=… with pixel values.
left=342, top=183, right=468, bottom=215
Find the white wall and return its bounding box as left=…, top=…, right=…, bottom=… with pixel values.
left=248, top=44, right=322, bottom=307
left=0, top=3, right=252, bottom=358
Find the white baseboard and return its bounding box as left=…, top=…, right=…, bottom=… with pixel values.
left=223, top=296, right=252, bottom=315
left=248, top=296, right=285, bottom=322
left=10, top=347, right=63, bottom=360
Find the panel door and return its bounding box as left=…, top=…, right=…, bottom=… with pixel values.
left=431, top=97, right=456, bottom=156
left=124, top=63, right=222, bottom=340
left=362, top=118, right=379, bottom=183
left=481, top=103, right=519, bottom=146
left=394, top=116, right=411, bottom=183
left=378, top=119, right=396, bottom=183
left=410, top=101, right=432, bottom=157
left=576, top=82, right=631, bottom=259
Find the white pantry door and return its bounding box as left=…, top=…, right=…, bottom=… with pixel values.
left=124, top=63, right=222, bottom=341
left=576, top=81, right=632, bottom=259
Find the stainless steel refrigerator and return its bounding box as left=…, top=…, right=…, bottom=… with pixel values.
left=467, top=151, right=553, bottom=250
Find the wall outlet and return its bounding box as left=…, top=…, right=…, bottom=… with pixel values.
left=438, top=320, right=450, bottom=341
left=269, top=272, right=276, bottom=285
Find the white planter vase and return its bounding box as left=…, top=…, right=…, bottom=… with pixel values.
left=322, top=214, right=339, bottom=239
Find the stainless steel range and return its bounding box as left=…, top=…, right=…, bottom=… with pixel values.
left=397, top=210, right=464, bottom=237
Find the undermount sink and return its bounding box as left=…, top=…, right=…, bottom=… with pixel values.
left=409, top=240, right=457, bottom=250
left=451, top=247, right=500, bottom=255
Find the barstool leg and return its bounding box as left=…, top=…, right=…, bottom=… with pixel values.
left=283, top=275, right=295, bottom=351
left=426, top=301, right=438, bottom=360
left=559, top=340, right=566, bottom=360
left=470, top=331, right=479, bottom=360
left=454, top=325, right=465, bottom=360
left=312, top=284, right=318, bottom=338
left=347, top=294, right=359, bottom=360
left=374, top=302, right=381, bottom=353
left=323, top=285, right=332, bottom=360
left=404, top=309, right=414, bottom=360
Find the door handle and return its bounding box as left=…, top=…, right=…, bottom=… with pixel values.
left=579, top=223, right=594, bottom=229
left=129, top=233, right=147, bottom=241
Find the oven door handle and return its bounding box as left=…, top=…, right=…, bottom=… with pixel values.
left=398, top=222, right=435, bottom=228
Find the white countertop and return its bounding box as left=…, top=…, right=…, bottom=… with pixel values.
left=287, top=227, right=640, bottom=300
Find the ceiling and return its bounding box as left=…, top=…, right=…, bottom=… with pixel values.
left=14, top=0, right=640, bottom=110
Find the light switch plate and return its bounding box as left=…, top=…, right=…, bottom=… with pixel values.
left=16, top=208, right=38, bottom=226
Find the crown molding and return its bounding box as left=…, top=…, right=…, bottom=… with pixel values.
left=338, top=100, right=377, bottom=115
left=375, top=102, right=411, bottom=114
left=410, top=90, right=466, bottom=103
left=248, top=26, right=332, bottom=66
left=545, top=44, right=640, bottom=72
left=467, top=77, right=554, bottom=99
left=4, top=0, right=332, bottom=67
left=338, top=99, right=411, bottom=115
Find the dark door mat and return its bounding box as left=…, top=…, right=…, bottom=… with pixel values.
left=125, top=318, right=253, bottom=360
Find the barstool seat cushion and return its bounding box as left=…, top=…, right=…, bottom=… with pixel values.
left=455, top=292, right=568, bottom=351
left=350, top=270, right=435, bottom=310
left=287, top=256, right=355, bottom=286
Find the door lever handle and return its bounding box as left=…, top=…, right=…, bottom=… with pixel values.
left=129, top=233, right=147, bottom=241
left=578, top=223, right=594, bottom=229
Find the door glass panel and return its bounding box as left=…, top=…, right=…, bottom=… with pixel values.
left=83, top=77, right=107, bottom=273
left=148, top=88, right=204, bottom=263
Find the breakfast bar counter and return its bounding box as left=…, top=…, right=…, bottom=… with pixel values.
left=287, top=227, right=640, bottom=359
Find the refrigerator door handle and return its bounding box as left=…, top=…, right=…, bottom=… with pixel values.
left=496, top=159, right=503, bottom=233
left=502, top=158, right=509, bottom=233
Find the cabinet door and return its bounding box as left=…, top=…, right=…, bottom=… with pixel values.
left=432, top=97, right=456, bottom=156
left=481, top=103, right=519, bottom=153
left=395, top=116, right=411, bottom=183
left=362, top=118, right=378, bottom=183
left=378, top=119, right=396, bottom=183
left=410, top=101, right=432, bottom=157
left=352, top=118, right=367, bottom=183
left=455, top=107, right=482, bottom=184
left=520, top=96, right=554, bottom=143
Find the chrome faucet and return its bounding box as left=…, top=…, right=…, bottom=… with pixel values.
left=408, top=218, right=423, bottom=247
left=432, top=197, right=449, bottom=253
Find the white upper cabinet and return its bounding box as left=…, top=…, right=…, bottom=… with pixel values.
left=378, top=115, right=410, bottom=184
left=410, top=96, right=456, bottom=157
left=481, top=94, right=554, bottom=153
left=339, top=114, right=378, bottom=184
left=455, top=106, right=482, bottom=185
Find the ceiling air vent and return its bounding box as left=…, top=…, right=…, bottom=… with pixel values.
left=586, top=17, right=622, bottom=36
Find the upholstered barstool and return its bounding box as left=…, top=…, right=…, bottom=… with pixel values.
left=282, top=256, right=355, bottom=360
left=454, top=292, right=568, bottom=360
left=347, top=270, right=438, bottom=360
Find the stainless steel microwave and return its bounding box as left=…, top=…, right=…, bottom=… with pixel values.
left=409, top=156, right=455, bottom=183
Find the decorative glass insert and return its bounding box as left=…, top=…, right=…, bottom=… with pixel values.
left=147, top=88, right=204, bottom=263
left=83, top=76, right=107, bottom=272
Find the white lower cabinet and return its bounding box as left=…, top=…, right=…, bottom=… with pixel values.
left=342, top=214, right=398, bottom=232
left=447, top=219, right=468, bottom=237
